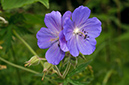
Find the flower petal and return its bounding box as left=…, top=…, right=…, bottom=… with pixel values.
left=59, top=31, right=69, bottom=52
left=45, top=42, right=65, bottom=65
left=77, top=36, right=96, bottom=55
left=62, top=11, right=72, bottom=26
left=63, top=18, right=74, bottom=41
left=36, top=27, right=57, bottom=49
left=67, top=36, right=79, bottom=57
left=81, top=17, right=102, bottom=38
left=87, top=37, right=97, bottom=46
left=44, top=11, right=62, bottom=33
left=72, top=6, right=91, bottom=28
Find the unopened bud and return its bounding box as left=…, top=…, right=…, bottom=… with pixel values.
left=43, top=62, right=52, bottom=72
left=0, top=65, right=7, bottom=70
left=25, top=56, right=41, bottom=67
left=0, top=46, right=3, bottom=49
left=41, top=62, right=52, bottom=81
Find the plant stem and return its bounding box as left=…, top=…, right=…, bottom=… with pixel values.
left=102, top=69, right=114, bottom=85
left=13, top=30, right=46, bottom=62
left=54, top=65, right=63, bottom=78
left=0, top=16, right=8, bottom=24
left=62, top=61, right=71, bottom=79
left=13, top=30, right=38, bottom=56
left=0, top=57, right=40, bottom=74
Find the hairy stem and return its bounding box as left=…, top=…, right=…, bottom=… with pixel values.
left=54, top=65, right=63, bottom=78
left=62, top=61, right=71, bottom=79
left=13, top=30, right=38, bottom=56
left=0, top=57, right=40, bottom=74
left=0, top=16, right=8, bottom=24
left=13, top=30, right=46, bottom=61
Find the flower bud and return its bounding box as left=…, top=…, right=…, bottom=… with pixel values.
left=25, top=56, right=41, bottom=67
left=43, top=62, right=52, bottom=72
left=0, top=65, right=7, bottom=70
left=0, top=46, right=3, bottom=49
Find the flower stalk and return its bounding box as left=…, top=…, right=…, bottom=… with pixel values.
left=0, top=57, right=39, bottom=74
left=0, top=16, right=8, bottom=24
left=13, top=30, right=38, bottom=56
left=54, top=65, right=63, bottom=78
left=62, top=61, right=71, bottom=79
left=13, top=30, right=46, bottom=62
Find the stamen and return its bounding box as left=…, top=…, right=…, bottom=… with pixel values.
left=79, top=34, right=82, bottom=36
left=84, top=34, right=87, bottom=39
left=73, top=28, right=89, bottom=39
left=78, top=32, right=85, bottom=37
left=84, top=31, right=86, bottom=33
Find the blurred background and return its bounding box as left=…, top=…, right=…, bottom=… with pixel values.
left=0, top=0, right=129, bottom=85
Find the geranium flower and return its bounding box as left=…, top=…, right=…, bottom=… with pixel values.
left=63, top=6, right=102, bottom=57
left=36, top=11, right=71, bottom=65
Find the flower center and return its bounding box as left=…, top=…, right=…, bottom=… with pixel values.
left=73, top=28, right=89, bottom=39
left=73, top=28, right=79, bottom=34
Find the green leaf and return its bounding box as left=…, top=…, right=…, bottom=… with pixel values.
left=63, top=79, right=68, bottom=85
left=4, top=13, right=31, bottom=35
left=69, top=79, right=89, bottom=85
left=38, top=0, right=49, bottom=9
left=2, top=24, right=13, bottom=53
left=1, top=0, right=49, bottom=10
left=23, top=14, right=44, bottom=25
left=68, top=79, right=80, bottom=85
left=68, top=61, right=91, bottom=77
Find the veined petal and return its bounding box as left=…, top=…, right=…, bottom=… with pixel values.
left=59, top=31, right=69, bottom=52
left=63, top=18, right=74, bottom=41
left=62, top=11, right=72, bottom=26
left=36, top=27, right=57, bottom=49
left=45, top=42, right=65, bottom=65
left=87, top=37, right=97, bottom=46
left=44, top=11, right=62, bottom=33
left=72, top=6, right=91, bottom=28
left=81, top=17, right=102, bottom=38
left=77, top=36, right=96, bottom=55
left=67, top=36, right=79, bottom=57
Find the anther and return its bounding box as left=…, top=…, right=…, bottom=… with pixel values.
left=84, top=31, right=86, bottom=33
left=58, top=44, right=60, bottom=47
left=79, top=34, right=82, bottom=36
left=84, top=34, right=87, bottom=39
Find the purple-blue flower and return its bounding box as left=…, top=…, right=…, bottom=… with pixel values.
left=63, top=6, right=102, bottom=57
left=36, top=11, right=71, bottom=65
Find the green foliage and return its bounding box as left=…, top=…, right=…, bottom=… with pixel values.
left=116, top=32, right=129, bottom=41
left=68, top=61, right=91, bottom=77
left=0, top=0, right=129, bottom=85
left=1, top=0, right=49, bottom=10
left=38, top=0, right=49, bottom=9
left=0, top=24, right=13, bottom=52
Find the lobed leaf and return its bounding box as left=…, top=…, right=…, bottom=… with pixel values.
left=1, top=0, right=49, bottom=10
left=68, top=61, right=91, bottom=77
